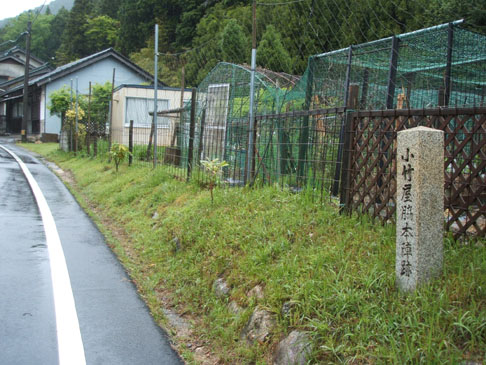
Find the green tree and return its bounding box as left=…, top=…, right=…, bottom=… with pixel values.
left=257, top=25, right=292, bottom=73
left=56, top=0, right=95, bottom=63
left=47, top=7, right=69, bottom=64
left=83, top=16, right=119, bottom=54
left=95, top=0, right=121, bottom=18
left=48, top=86, right=71, bottom=127
left=117, top=0, right=156, bottom=55
left=220, top=19, right=248, bottom=64
left=48, top=86, right=86, bottom=129
left=90, top=82, right=112, bottom=129
left=0, top=13, right=54, bottom=62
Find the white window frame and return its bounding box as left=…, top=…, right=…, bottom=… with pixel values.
left=201, top=83, right=230, bottom=159
left=124, top=96, right=170, bottom=128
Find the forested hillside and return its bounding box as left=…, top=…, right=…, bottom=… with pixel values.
left=0, top=0, right=74, bottom=30
left=1, top=0, right=484, bottom=86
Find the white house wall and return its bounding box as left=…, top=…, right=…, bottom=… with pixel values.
left=40, top=85, right=46, bottom=134
left=112, top=86, right=191, bottom=147
left=44, top=57, right=149, bottom=134
left=0, top=62, right=25, bottom=80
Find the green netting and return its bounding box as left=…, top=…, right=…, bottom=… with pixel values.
left=283, top=21, right=486, bottom=110
left=180, top=21, right=486, bottom=185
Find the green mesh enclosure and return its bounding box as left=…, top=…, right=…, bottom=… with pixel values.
left=187, top=62, right=294, bottom=183
left=284, top=21, right=486, bottom=110
left=181, top=21, right=486, bottom=187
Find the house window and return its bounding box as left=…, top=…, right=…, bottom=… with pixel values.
left=125, top=97, right=169, bottom=128
left=12, top=102, right=23, bottom=118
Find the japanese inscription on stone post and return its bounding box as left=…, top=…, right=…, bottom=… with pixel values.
left=396, top=127, right=444, bottom=292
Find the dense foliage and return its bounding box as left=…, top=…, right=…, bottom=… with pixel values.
left=1, top=0, right=485, bottom=86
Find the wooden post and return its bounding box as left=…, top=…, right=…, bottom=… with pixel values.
left=187, top=88, right=197, bottom=181
left=146, top=122, right=154, bottom=161
left=21, top=21, right=31, bottom=143
left=339, top=84, right=359, bottom=211
left=197, top=108, right=206, bottom=161
left=359, top=68, right=369, bottom=109
left=94, top=132, right=98, bottom=157
left=386, top=36, right=400, bottom=109
left=128, top=120, right=133, bottom=166
left=108, top=68, right=115, bottom=161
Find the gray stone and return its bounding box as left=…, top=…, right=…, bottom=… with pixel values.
left=248, top=285, right=264, bottom=300
left=171, top=237, right=181, bottom=253
left=152, top=211, right=159, bottom=219
left=396, top=127, right=444, bottom=292
left=162, top=308, right=191, bottom=336
left=281, top=301, right=298, bottom=317
left=228, top=301, right=243, bottom=314
left=212, top=278, right=230, bottom=298
left=273, top=331, right=311, bottom=365
left=240, top=308, right=276, bottom=344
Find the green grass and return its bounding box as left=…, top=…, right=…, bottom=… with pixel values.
left=22, top=142, right=486, bottom=364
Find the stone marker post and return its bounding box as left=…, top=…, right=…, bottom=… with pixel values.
left=396, top=126, right=444, bottom=292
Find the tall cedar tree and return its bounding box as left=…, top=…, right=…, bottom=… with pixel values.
left=221, top=19, right=248, bottom=64
left=257, top=25, right=292, bottom=73
left=56, top=0, right=94, bottom=63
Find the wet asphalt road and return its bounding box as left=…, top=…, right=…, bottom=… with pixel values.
left=0, top=138, right=183, bottom=365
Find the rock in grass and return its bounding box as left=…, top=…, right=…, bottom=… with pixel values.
left=281, top=301, right=298, bottom=317
left=228, top=301, right=243, bottom=314
left=152, top=211, right=159, bottom=219
left=171, top=237, right=181, bottom=253
left=273, top=331, right=311, bottom=365
left=212, top=278, right=230, bottom=298
left=240, top=308, right=276, bottom=345
left=248, top=285, right=264, bottom=300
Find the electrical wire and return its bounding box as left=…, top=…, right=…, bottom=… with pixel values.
left=32, top=0, right=49, bottom=26
left=257, top=0, right=306, bottom=5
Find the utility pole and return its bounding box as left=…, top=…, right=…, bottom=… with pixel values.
left=21, top=20, right=31, bottom=143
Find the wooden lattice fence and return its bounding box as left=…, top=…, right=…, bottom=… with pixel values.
left=343, top=107, right=486, bottom=238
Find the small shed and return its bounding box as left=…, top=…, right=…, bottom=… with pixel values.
left=111, top=84, right=192, bottom=147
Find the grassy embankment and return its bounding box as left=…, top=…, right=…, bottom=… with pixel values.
left=22, top=143, right=486, bottom=364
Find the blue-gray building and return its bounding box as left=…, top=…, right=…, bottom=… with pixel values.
left=0, top=48, right=159, bottom=136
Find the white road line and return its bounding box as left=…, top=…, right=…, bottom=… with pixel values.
left=0, top=145, right=86, bottom=365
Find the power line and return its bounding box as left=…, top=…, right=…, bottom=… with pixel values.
left=257, top=0, right=306, bottom=5
left=32, top=0, right=49, bottom=25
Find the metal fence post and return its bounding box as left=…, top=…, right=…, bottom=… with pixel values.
left=128, top=120, right=133, bottom=166
left=297, top=56, right=315, bottom=185
left=444, top=22, right=454, bottom=106
left=153, top=24, right=159, bottom=168
left=187, top=88, right=197, bottom=181
left=332, top=46, right=353, bottom=196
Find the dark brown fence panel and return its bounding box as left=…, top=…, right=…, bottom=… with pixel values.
left=346, top=107, right=486, bottom=238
